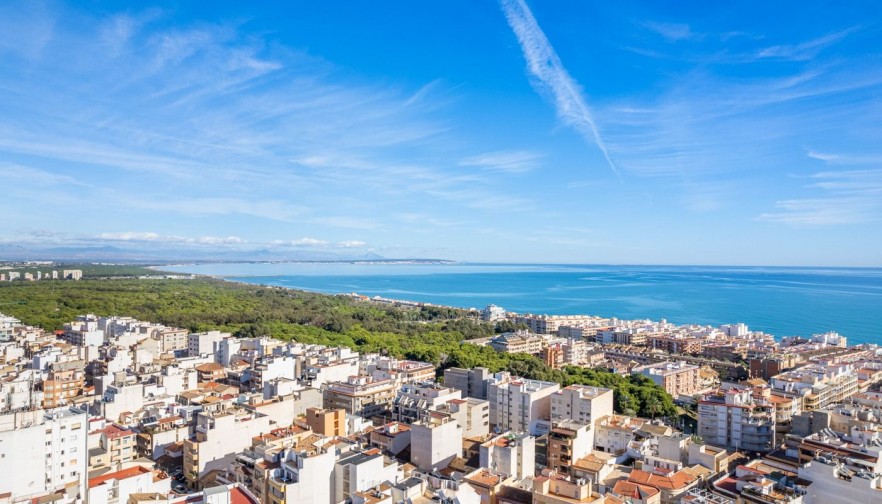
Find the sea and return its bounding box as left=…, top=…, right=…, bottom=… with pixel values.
left=162, top=263, right=882, bottom=346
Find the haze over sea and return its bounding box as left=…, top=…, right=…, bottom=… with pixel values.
left=165, top=263, right=882, bottom=346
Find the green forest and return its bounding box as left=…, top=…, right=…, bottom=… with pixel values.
left=0, top=272, right=677, bottom=419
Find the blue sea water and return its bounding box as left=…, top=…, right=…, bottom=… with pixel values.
left=163, top=263, right=882, bottom=346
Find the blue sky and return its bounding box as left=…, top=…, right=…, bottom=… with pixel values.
left=1, top=1, right=881, bottom=266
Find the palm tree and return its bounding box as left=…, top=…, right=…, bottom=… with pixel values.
left=645, top=396, right=662, bottom=420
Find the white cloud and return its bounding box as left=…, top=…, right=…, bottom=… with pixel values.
left=459, top=150, right=542, bottom=173
left=758, top=169, right=882, bottom=226
left=274, top=237, right=329, bottom=247
left=499, top=0, right=618, bottom=175
left=338, top=240, right=367, bottom=248
left=641, top=21, right=699, bottom=42
left=95, top=232, right=245, bottom=245
left=756, top=27, right=858, bottom=61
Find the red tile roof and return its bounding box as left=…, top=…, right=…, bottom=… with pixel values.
left=88, top=466, right=150, bottom=488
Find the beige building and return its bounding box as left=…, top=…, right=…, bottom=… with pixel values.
left=635, top=361, right=700, bottom=398
left=547, top=421, right=594, bottom=475
left=531, top=471, right=604, bottom=504
left=322, top=376, right=397, bottom=419
left=304, top=407, right=346, bottom=437
left=43, top=363, right=85, bottom=408
left=90, top=424, right=138, bottom=470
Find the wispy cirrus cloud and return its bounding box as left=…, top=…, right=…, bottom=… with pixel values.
left=758, top=166, right=882, bottom=226
left=756, top=27, right=859, bottom=61
left=459, top=150, right=542, bottom=174
left=499, top=0, right=618, bottom=175
left=96, top=232, right=245, bottom=245
left=0, top=3, right=541, bottom=247
left=641, top=21, right=700, bottom=42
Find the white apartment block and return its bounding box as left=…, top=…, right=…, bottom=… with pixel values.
left=88, top=465, right=171, bottom=504
left=771, top=363, right=859, bottom=411
left=334, top=449, right=399, bottom=503
left=188, top=331, right=229, bottom=357
left=551, top=385, right=614, bottom=426
left=266, top=438, right=336, bottom=504
left=698, top=387, right=776, bottom=453
left=410, top=414, right=463, bottom=471
left=479, top=432, right=536, bottom=479
left=487, top=372, right=560, bottom=435
left=434, top=397, right=491, bottom=438
left=391, top=381, right=462, bottom=424
left=0, top=407, right=88, bottom=503
left=184, top=409, right=271, bottom=487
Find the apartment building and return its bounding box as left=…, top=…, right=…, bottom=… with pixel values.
left=90, top=424, right=137, bottom=469
left=184, top=409, right=272, bottom=488
left=63, top=315, right=104, bottom=347
left=369, top=357, right=435, bottom=385
left=770, top=363, right=859, bottom=411
left=512, top=314, right=603, bottom=335
left=635, top=361, right=701, bottom=398
left=531, top=471, right=602, bottom=504
left=490, top=332, right=545, bottom=355
left=43, top=362, right=85, bottom=408
left=188, top=331, right=229, bottom=357
left=369, top=422, right=411, bottom=456
left=433, top=397, right=491, bottom=438
left=0, top=407, right=88, bottom=503
left=547, top=421, right=593, bottom=474
left=88, top=465, right=171, bottom=504
left=487, top=372, right=560, bottom=435
left=698, top=387, right=776, bottom=453
left=265, top=435, right=336, bottom=504
left=322, top=376, right=397, bottom=419
left=390, top=381, right=462, bottom=424
left=648, top=335, right=703, bottom=355
left=796, top=430, right=882, bottom=504
left=551, top=385, right=615, bottom=427
left=334, top=449, right=398, bottom=503
left=304, top=407, right=346, bottom=436
left=594, top=415, right=646, bottom=454
left=479, top=432, right=536, bottom=479
left=444, top=366, right=492, bottom=400
left=410, top=414, right=463, bottom=471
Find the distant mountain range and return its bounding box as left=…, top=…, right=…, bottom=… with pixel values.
left=0, top=244, right=387, bottom=263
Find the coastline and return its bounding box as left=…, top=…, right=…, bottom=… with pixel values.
left=158, top=263, right=882, bottom=346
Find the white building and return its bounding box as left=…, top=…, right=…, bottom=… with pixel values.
left=698, top=387, right=776, bottom=453
left=334, top=449, right=399, bottom=503
left=481, top=304, right=507, bottom=321
left=0, top=407, right=88, bottom=502
left=410, top=415, right=463, bottom=471
left=88, top=465, right=171, bottom=504
left=188, top=331, right=229, bottom=357
left=184, top=409, right=272, bottom=487
left=267, top=437, right=337, bottom=504
left=479, top=432, right=536, bottom=479
left=487, top=372, right=560, bottom=436
left=551, top=385, right=614, bottom=426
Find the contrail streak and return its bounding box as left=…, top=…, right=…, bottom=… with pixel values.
left=500, top=0, right=619, bottom=175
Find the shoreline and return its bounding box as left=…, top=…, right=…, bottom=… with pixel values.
left=180, top=270, right=876, bottom=348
